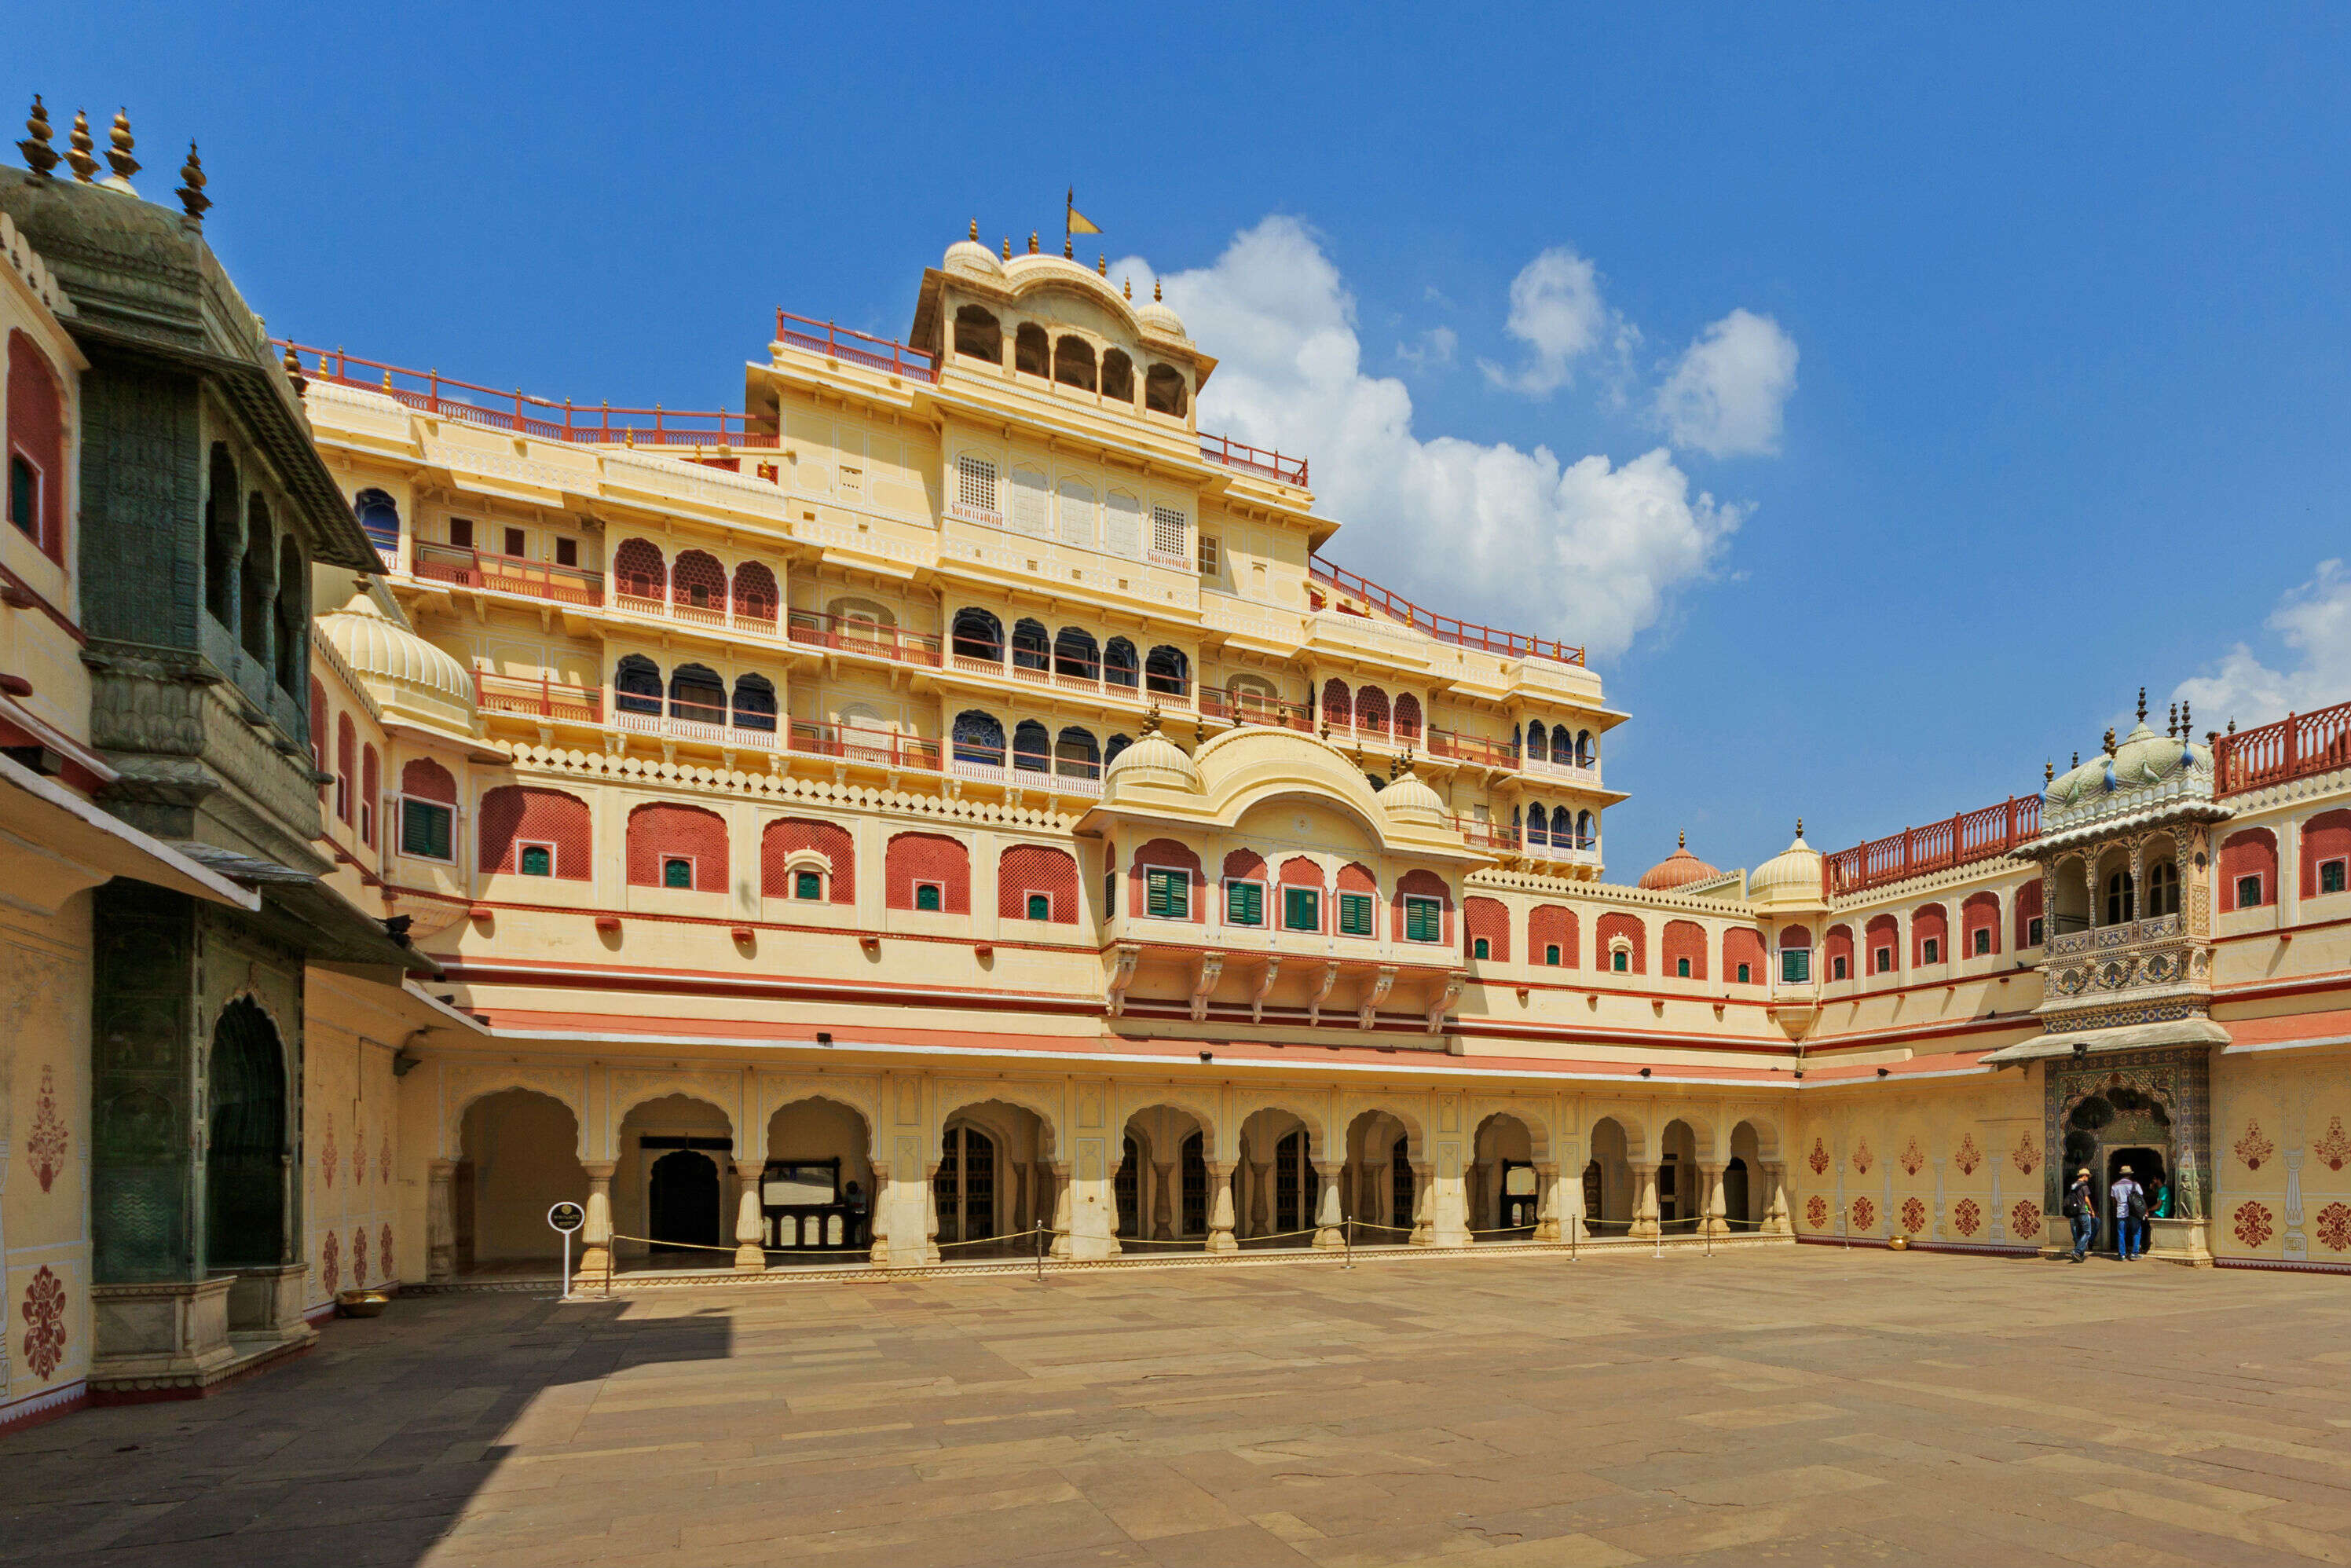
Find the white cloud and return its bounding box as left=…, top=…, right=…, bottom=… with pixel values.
left=2172, top=559, right=2351, bottom=729
left=1653, top=308, right=1800, bottom=458
left=1115, top=218, right=1741, bottom=662
left=1395, top=325, right=1457, bottom=371
left=1478, top=247, right=1628, bottom=396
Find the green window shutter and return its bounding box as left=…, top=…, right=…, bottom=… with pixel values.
left=1147, top=869, right=1188, bottom=919
left=916, top=882, right=943, bottom=911
left=1027, top=892, right=1051, bottom=921
left=519, top=844, right=552, bottom=877
left=1147, top=871, right=1170, bottom=917
left=402, top=800, right=452, bottom=860
left=1339, top=892, right=1372, bottom=936
left=794, top=870, right=822, bottom=900
left=664, top=858, right=693, bottom=888
left=1227, top=881, right=1263, bottom=926
left=1284, top=887, right=1319, bottom=931
left=1781, top=949, right=1809, bottom=984
left=1405, top=897, right=1440, bottom=943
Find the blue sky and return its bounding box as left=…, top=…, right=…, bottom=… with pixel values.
left=21, top=6, right=2351, bottom=878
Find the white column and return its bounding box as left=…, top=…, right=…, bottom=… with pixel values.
left=1207, top=1162, right=1237, bottom=1252
left=1699, top=1161, right=1728, bottom=1238
left=733, top=1161, right=766, bottom=1271
left=577, top=1161, right=617, bottom=1280
left=1048, top=1162, right=1074, bottom=1259
left=1534, top=1162, right=1562, bottom=1242
left=1152, top=1160, right=1175, bottom=1240
left=1312, top=1161, right=1344, bottom=1249
left=1629, top=1160, right=1661, bottom=1240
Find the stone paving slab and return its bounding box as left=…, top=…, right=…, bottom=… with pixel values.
left=3, top=1249, right=2347, bottom=1566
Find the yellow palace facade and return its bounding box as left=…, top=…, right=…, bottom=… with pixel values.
left=6, top=165, right=2351, bottom=1427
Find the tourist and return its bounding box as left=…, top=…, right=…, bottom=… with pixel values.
left=2064, top=1168, right=2096, bottom=1261
left=2111, top=1165, right=2146, bottom=1261
left=2151, top=1178, right=2172, bottom=1220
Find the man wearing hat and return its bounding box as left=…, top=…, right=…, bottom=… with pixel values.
left=2111, top=1164, right=2148, bottom=1261
left=2064, top=1167, right=2097, bottom=1262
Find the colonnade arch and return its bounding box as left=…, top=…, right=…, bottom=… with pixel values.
left=932, top=1095, right=1056, bottom=1259
left=1115, top=1103, right=1214, bottom=1250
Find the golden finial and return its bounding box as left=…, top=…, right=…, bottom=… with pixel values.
left=1142, top=702, right=1161, bottom=736
left=1677, top=829, right=1686, bottom=850
left=2167, top=701, right=2178, bottom=737
left=2136, top=686, right=2148, bottom=724
left=381, top=369, right=394, bottom=393
left=64, top=108, right=97, bottom=182
left=1097, top=254, right=1106, bottom=276
left=2103, top=727, right=2115, bottom=754
left=2226, top=717, right=2235, bottom=734
left=2071, top=750, right=2079, bottom=768
left=1028, top=231, right=1038, bottom=254
left=1396, top=747, right=1415, bottom=777
left=968, top=218, right=978, bottom=241
left=2181, top=699, right=2192, bottom=734
left=17, top=95, right=58, bottom=178
left=1154, top=277, right=1163, bottom=302
left=1123, top=276, right=1132, bottom=300
left=1796, top=817, right=1804, bottom=837
left=2045, top=760, right=2055, bottom=784
left=1001, top=235, right=1011, bottom=259
left=104, top=107, right=138, bottom=185
left=280, top=343, right=306, bottom=394
left=175, top=141, right=210, bottom=221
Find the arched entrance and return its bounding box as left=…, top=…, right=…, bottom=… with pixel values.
left=206, top=998, right=287, bottom=1269
left=1342, top=1109, right=1420, bottom=1245
left=1236, top=1108, right=1316, bottom=1249
left=1728, top=1119, right=1768, bottom=1229
left=456, top=1088, right=588, bottom=1274
left=1586, top=1117, right=1633, bottom=1235
left=2063, top=1086, right=2172, bottom=1256
left=936, top=1098, right=1052, bottom=1258
left=764, top=1097, right=874, bottom=1260
left=617, top=1093, right=735, bottom=1267
left=1472, top=1113, right=1539, bottom=1240
left=1119, top=1105, right=1211, bottom=1250
left=1658, top=1119, right=1701, bottom=1233
left=648, top=1150, right=723, bottom=1251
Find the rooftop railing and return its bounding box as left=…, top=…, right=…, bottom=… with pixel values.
left=1309, top=556, right=1585, bottom=667
left=415, top=541, right=604, bottom=606
left=1448, top=815, right=1520, bottom=852
left=1823, top=796, right=2041, bottom=899
left=1197, top=431, right=1308, bottom=487
left=278, top=340, right=778, bottom=448
left=772, top=310, right=938, bottom=382
left=2213, top=698, right=2351, bottom=796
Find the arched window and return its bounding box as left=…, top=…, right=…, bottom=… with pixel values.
left=626, top=802, right=727, bottom=892
left=732, top=561, right=778, bottom=626
left=1056, top=478, right=1096, bottom=548
left=359, top=745, right=379, bottom=847
left=1054, top=625, right=1100, bottom=681
left=240, top=495, right=274, bottom=663
left=353, top=488, right=399, bottom=555
left=953, top=305, right=1002, bottom=362
left=2145, top=859, right=2179, bottom=918
left=1576, top=810, right=1595, bottom=848
left=1000, top=844, right=1080, bottom=923
left=668, top=662, right=726, bottom=724
left=1101, top=349, right=1134, bottom=403
left=1055, top=727, right=1100, bottom=779
left=1104, top=637, right=1139, bottom=689
left=1323, top=679, right=1352, bottom=728
left=951, top=607, right=1003, bottom=662
left=1144, top=646, right=1188, bottom=697
left=887, top=832, right=970, bottom=912
left=762, top=817, right=855, bottom=903
left=1013, top=720, right=1050, bottom=773
left=335, top=713, right=356, bottom=824
left=951, top=709, right=1004, bottom=766
left=1009, top=464, right=1049, bottom=537
left=2105, top=870, right=2137, bottom=926
left=1356, top=686, right=1390, bottom=736
left=1144, top=362, right=1187, bottom=416
left=1525, top=804, right=1549, bottom=847
left=1526, top=720, right=1547, bottom=758
left=273, top=535, right=306, bottom=695
left=6, top=332, right=66, bottom=559
left=481, top=785, right=592, bottom=880
left=732, top=673, right=778, bottom=733
left=1011, top=617, right=1049, bottom=671
left=614, top=654, right=662, bottom=715
left=1014, top=323, right=1049, bottom=376
left=1551, top=728, right=1573, bottom=766
left=1393, top=693, right=1422, bottom=742
left=1053, top=336, right=1097, bottom=392
left=1104, top=489, right=1142, bottom=556
left=399, top=757, right=457, bottom=861
left=203, top=445, right=239, bottom=625
left=672, top=549, right=727, bottom=613
left=1105, top=733, right=1133, bottom=766
left=613, top=538, right=665, bottom=602
left=1576, top=730, right=1595, bottom=767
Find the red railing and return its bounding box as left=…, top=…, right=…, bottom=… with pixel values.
left=1426, top=727, right=1520, bottom=770
left=414, top=541, right=603, bottom=605
left=474, top=669, right=602, bottom=724
left=1198, top=431, right=1308, bottom=487
left=1448, top=814, right=1521, bottom=852
left=1308, top=556, right=1584, bottom=666
left=785, top=610, right=943, bottom=667
left=772, top=310, right=937, bottom=382
left=2214, top=698, right=2351, bottom=796
left=276, top=340, right=778, bottom=448
left=789, top=723, right=942, bottom=771
left=1823, top=796, right=2042, bottom=899
left=1199, top=688, right=1313, bottom=729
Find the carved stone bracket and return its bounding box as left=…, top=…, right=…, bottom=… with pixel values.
left=1358, top=965, right=1397, bottom=1030
left=1189, top=953, right=1225, bottom=1022
left=1251, top=956, right=1281, bottom=1024
left=1306, top=961, right=1341, bottom=1028
left=1105, top=942, right=1141, bottom=1017
left=1426, top=973, right=1464, bottom=1035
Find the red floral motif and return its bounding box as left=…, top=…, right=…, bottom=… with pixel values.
left=1806, top=1195, right=1829, bottom=1229
left=2011, top=1200, right=2042, bottom=1237
left=379, top=1134, right=392, bottom=1185
left=2012, top=1133, right=2039, bottom=1175
left=320, top=1112, right=337, bottom=1190
left=1851, top=1139, right=1873, bottom=1176
left=379, top=1225, right=395, bottom=1281
left=351, top=1118, right=364, bottom=1186
left=1850, top=1196, right=1876, bottom=1231
left=351, top=1228, right=368, bottom=1288
left=2232, top=1202, right=2273, bottom=1250
left=2234, top=1122, right=2274, bottom=1172
left=27, top=1064, right=68, bottom=1193
left=320, top=1230, right=341, bottom=1295
left=1954, top=1133, right=1981, bottom=1176
left=2312, top=1118, right=2349, bottom=1174
left=1953, top=1198, right=1982, bottom=1236
left=1807, top=1138, right=1829, bottom=1177
left=1899, top=1138, right=1925, bottom=1178
left=20, top=1265, right=67, bottom=1380
left=1901, top=1196, right=1926, bottom=1233
left=2315, top=1203, right=2351, bottom=1253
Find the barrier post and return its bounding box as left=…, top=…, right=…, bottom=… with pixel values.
left=1035, top=1223, right=1045, bottom=1284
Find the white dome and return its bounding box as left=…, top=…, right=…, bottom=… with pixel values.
left=1376, top=769, right=1445, bottom=828
left=1749, top=825, right=1826, bottom=908
left=1137, top=297, right=1188, bottom=341
left=1103, top=725, right=1201, bottom=793
left=317, top=598, right=476, bottom=732
left=943, top=229, right=1003, bottom=282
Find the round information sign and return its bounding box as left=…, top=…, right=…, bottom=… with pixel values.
left=547, top=1200, right=585, bottom=1234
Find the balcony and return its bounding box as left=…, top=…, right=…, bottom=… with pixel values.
left=1448, top=815, right=1518, bottom=853
left=1197, top=431, right=1309, bottom=488
left=1824, top=796, right=2040, bottom=898
left=474, top=669, right=602, bottom=724
left=613, top=588, right=782, bottom=642
left=414, top=541, right=604, bottom=606
left=616, top=697, right=780, bottom=750
left=786, top=610, right=943, bottom=668
left=1309, top=556, right=1584, bottom=667
left=1521, top=753, right=1603, bottom=788
left=947, top=645, right=1192, bottom=712
left=1199, top=689, right=1313, bottom=731
left=1426, top=727, right=1520, bottom=771
left=2214, top=697, right=2351, bottom=796
left=946, top=742, right=1104, bottom=797
left=771, top=310, right=938, bottom=383
left=789, top=722, right=943, bottom=771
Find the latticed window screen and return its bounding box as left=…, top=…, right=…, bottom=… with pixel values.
left=1150, top=504, right=1187, bottom=559
left=1105, top=490, right=1141, bottom=557
left=1011, top=467, right=1050, bottom=537
left=1403, top=896, right=1441, bottom=943
left=1057, top=478, right=1095, bottom=548
left=955, top=456, right=998, bottom=518
left=1145, top=868, right=1189, bottom=919
left=1339, top=892, right=1375, bottom=937
left=1226, top=880, right=1264, bottom=926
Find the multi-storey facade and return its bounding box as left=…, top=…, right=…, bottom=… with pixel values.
left=5, top=132, right=2349, bottom=1431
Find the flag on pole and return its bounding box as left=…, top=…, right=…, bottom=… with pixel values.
left=1067, top=187, right=1101, bottom=237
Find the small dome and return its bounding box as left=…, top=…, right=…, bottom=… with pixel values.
left=1639, top=832, right=1719, bottom=892
left=1137, top=277, right=1188, bottom=341
left=1102, top=722, right=1201, bottom=794
left=1377, top=768, right=1445, bottom=827
left=1750, top=824, right=1826, bottom=905
left=317, top=597, right=475, bottom=731
left=2045, top=718, right=2210, bottom=806
left=943, top=231, right=1003, bottom=283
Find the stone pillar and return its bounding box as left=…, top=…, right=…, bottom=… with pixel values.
left=1249, top=1158, right=1272, bottom=1239
left=1761, top=1161, right=1791, bottom=1234
left=1312, top=1161, right=1345, bottom=1249
left=1629, top=1160, right=1661, bottom=1240
left=577, top=1161, right=617, bottom=1280
left=1206, top=1162, right=1237, bottom=1252
left=1466, top=1160, right=1489, bottom=1234
left=1412, top=1163, right=1439, bottom=1246
left=733, top=1161, right=766, bottom=1271
left=1699, top=1161, right=1729, bottom=1238
left=1152, top=1160, right=1175, bottom=1240
left=427, top=1159, right=458, bottom=1281
left=1533, top=1162, right=1562, bottom=1242
left=1048, top=1162, right=1074, bottom=1258
left=922, top=1161, right=943, bottom=1263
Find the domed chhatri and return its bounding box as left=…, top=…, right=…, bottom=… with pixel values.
left=2044, top=688, right=2211, bottom=809
left=1749, top=820, right=1824, bottom=905
left=1100, top=704, right=1200, bottom=793
left=316, top=595, right=476, bottom=734
left=1135, top=275, right=1188, bottom=342
left=942, top=218, right=1004, bottom=282
left=1638, top=830, right=1719, bottom=892
left=1375, top=751, right=1446, bottom=827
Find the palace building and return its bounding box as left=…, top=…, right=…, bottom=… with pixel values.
left=5, top=114, right=2349, bottom=1431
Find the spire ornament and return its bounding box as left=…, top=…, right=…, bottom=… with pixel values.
left=2045, top=760, right=2056, bottom=784
left=2168, top=701, right=2179, bottom=737
left=1001, top=235, right=1011, bottom=259
left=281, top=343, right=306, bottom=394
left=17, top=95, right=57, bottom=178
left=1063, top=233, right=1073, bottom=258
left=1154, top=277, right=1163, bottom=301
left=2102, top=727, right=2115, bottom=754
left=64, top=108, right=97, bottom=182
left=1796, top=817, right=1804, bottom=837
left=2136, top=687, right=2148, bottom=724
left=1141, top=702, right=1161, bottom=737
left=174, top=141, right=210, bottom=221
left=968, top=218, right=977, bottom=240
left=1122, top=276, right=1131, bottom=300
left=1028, top=231, right=1038, bottom=254
left=101, top=107, right=138, bottom=191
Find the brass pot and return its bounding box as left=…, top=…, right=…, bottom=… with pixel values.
left=336, top=1289, right=393, bottom=1318
left=1888, top=1236, right=1910, bottom=1251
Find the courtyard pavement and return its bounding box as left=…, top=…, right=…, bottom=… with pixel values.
left=4, top=1248, right=2349, bottom=1566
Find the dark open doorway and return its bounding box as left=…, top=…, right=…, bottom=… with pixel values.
left=647, top=1149, right=722, bottom=1251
